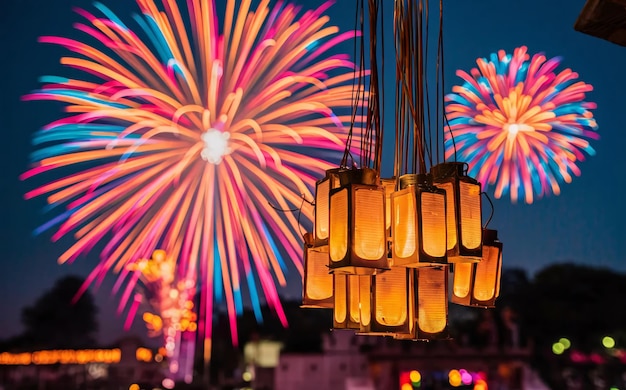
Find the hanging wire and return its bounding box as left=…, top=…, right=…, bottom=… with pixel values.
left=378, top=0, right=385, bottom=174
left=365, top=0, right=384, bottom=172
left=416, top=0, right=426, bottom=174
left=358, top=0, right=367, bottom=168
left=424, top=0, right=434, bottom=169
left=438, top=0, right=458, bottom=163
left=342, top=0, right=365, bottom=168
left=370, top=0, right=384, bottom=173
left=482, top=191, right=495, bottom=228
left=268, top=195, right=313, bottom=238
left=395, top=1, right=428, bottom=177
left=393, top=1, right=402, bottom=179
left=343, top=0, right=384, bottom=172
left=267, top=194, right=314, bottom=212
left=435, top=0, right=443, bottom=164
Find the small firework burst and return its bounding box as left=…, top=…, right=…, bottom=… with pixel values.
left=445, top=46, right=599, bottom=204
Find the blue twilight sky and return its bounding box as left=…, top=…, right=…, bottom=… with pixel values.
left=1, top=0, right=625, bottom=344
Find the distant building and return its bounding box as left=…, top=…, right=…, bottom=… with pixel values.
left=275, top=332, right=373, bottom=390
left=0, top=337, right=162, bottom=390
left=273, top=329, right=547, bottom=390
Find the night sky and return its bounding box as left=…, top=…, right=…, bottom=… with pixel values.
left=1, top=0, right=625, bottom=345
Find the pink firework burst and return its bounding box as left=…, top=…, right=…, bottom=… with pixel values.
left=445, top=46, right=599, bottom=204
left=22, top=0, right=364, bottom=346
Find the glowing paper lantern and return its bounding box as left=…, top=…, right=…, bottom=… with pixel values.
left=417, top=267, right=449, bottom=336
left=333, top=274, right=370, bottom=329
left=329, top=168, right=388, bottom=274
left=394, top=266, right=449, bottom=340
left=315, top=169, right=343, bottom=245
left=451, top=229, right=503, bottom=308
left=431, top=162, right=482, bottom=263
left=301, top=235, right=333, bottom=308
left=362, top=267, right=414, bottom=335
left=391, top=174, right=447, bottom=268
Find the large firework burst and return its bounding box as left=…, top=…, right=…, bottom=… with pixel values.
left=22, top=0, right=362, bottom=345
left=445, top=46, right=599, bottom=204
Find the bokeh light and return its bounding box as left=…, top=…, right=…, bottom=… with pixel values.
left=461, top=369, right=473, bottom=385
left=552, top=342, right=565, bottom=355
left=474, top=379, right=488, bottom=390
left=449, top=369, right=462, bottom=387
left=559, top=337, right=571, bottom=350
left=603, top=336, right=616, bottom=349
left=162, top=378, right=175, bottom=389
left=409, top=370, right=422, bottom=384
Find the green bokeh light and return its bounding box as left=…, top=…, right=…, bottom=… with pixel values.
left=552, top=342, right=565, bottom=355
left=559, top=337, right=571, bottom=349
left=603, top=336, right=616, bottom=349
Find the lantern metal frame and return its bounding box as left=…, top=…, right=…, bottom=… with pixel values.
left=381, top=177, right=397, bottom=236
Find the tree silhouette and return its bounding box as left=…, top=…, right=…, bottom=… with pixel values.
left=524, top=263, right=626, bottom=349
left=20, top=275, right=98, bottom=349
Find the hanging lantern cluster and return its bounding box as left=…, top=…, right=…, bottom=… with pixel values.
left=302, top=164, right=503, bottom=340
left=301, top=0, right=504, bottom=340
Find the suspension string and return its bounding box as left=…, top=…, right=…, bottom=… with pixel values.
left=377, top=0, right=385, bottom=174
left=424, top=0, right=434, bottom=170
left=435, top=0, right=442, bottom=164
left=343, top=0, right=364, bottom=168
left=393, top=1, right=401, bottom=179
left=358, top=0, right=366, bottom=168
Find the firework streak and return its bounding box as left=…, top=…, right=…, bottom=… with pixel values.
left=23, top=0, right=363, bottom=346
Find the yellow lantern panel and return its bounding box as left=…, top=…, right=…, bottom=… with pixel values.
left=438, top=182, right=458, bottom=250
left=474, top=245, right=500, bottom=301
left=459, top=182, right=482, bottom=250
left=453, top=262, right=473, bottom=299
left=329, top=189, right=348, bottom=262
left=305, top=247, right=333, bottom=301
left=420, top=192, right=447, bottom=257
left=348, top=276, right=361, bottom=323
left=334, top=275, right=347, bottom=324
left=393, top=189, right=417, bottom=259
left=354, top=188, right=386, bottom=260
left=417, top=268, right=447, bottom=334
left=315, top=179, right=330, bottom=241
left=360, top=276, right=372, bottom=327
left=375, top=267, right=408, bottom=326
